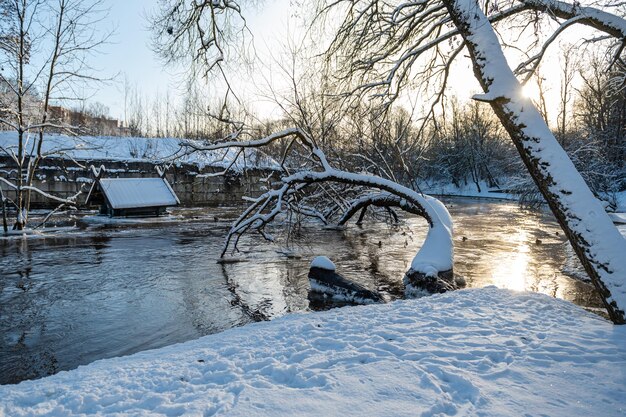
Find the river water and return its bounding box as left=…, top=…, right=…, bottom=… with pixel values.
left=0, top=198, right=616, bottom=384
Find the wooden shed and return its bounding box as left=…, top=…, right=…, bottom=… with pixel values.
left=86, top=177, right=180, bottom=217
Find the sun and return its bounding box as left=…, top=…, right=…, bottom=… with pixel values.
left=521, top=82, right=540, bottom=101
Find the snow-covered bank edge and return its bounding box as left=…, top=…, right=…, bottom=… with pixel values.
left=616, top=191, right=626, bottom=214
left=2, top=287, right=624, bottom=417
left=421, top=181, right=626, bottom=204
left=609, top=213, right=626, bottom=224
left=419, top=180, right=518, bottom=201
left=0, top=226, right=81, bottom=240
left=423, top=182, right=626, bottom=219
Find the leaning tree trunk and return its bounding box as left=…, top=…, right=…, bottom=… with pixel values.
left=336, top=192, right=460, bottom=295
left=444, top=0, right=626, bottom=323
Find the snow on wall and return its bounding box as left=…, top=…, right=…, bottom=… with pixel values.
left=0, top=131, right=279, bottom=170
left=99, top=178, right=180, bottom=209
left=1, top=288, right=624, bottom=416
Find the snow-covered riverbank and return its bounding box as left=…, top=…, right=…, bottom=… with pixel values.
left=423, top=182, right=626, bottom=221
left=1, top=287, right=624, bottom=416
left=419, top=181, right=518, bottom=201
left=616, top=190, right=626, bottom=214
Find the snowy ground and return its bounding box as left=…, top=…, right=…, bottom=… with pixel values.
left=1, top=287, right=625, bottom=417
left=419, top=180, right=517, bottom=200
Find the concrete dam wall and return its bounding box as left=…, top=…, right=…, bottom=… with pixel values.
left=0, top=156, right=276, bottom=208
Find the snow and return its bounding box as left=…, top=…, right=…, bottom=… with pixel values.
left=609, top=213, right=626, bottom=225
left=0, top=132, right=279, bottom=170
left=615, top=190, right=626, bottom=213
left=0, top=225, right=78, bottom=239
left=1, top=287, right=625, bottom=416
left=310, top=255, right=336, bottom=271
left=98, top=178, right=180, bottom=209
left=410, top=196, right=454, bottom=274
left=525, top=0, right=626, bottom=37
left=0, top=229, right=44, bottom=237
left=420, top=180, right=517, bottom=201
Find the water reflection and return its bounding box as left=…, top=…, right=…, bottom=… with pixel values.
left=0, top=199, right=614, bottom=385
left=448, top=201, right=604, bottom=309
left=489, top=217, right=531, bottom=291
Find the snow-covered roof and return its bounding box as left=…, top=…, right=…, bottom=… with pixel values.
left=98, top=178, right=180, bottom=209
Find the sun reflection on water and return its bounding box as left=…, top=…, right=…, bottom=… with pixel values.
left=450, top=201, right=597, bottom=305
left=491, top=228, right=530, bottom=292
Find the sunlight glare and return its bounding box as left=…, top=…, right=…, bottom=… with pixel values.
left=521, top=83, right=540, bottom=101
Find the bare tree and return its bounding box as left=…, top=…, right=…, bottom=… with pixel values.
left=153, top=0, right=626, bottom=323
left=576, top=53, right=626, bottom=164
left=151, top=0, right=252, bottom=114
left=428, top=98, right=508, bottom=191
left=126, top=81, right=145, bottom=136
left=558, top=44, right=577, bottom=140
left=0, top=0, right=111, bottom=230
left=534, top=69, right=550, bottom=123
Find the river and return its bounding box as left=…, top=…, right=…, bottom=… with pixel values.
left=0, top=198, right=616, bottom=384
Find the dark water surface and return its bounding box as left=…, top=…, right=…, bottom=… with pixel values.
left=0, top=199, right=613, bottom=384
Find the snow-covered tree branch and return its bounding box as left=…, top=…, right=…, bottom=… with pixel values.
left=155, top=0, right=626, bottom=322
left=186, top=127, right=456, bottom=296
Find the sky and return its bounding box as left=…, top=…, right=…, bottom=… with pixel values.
left=90, top=1, right=179, bottom=121
left=91, top=0, right=295, bottom=122
left=87, top=0, right=586, bottom=127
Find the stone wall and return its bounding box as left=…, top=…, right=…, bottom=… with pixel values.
left=0, top=156, right=275, bottom=208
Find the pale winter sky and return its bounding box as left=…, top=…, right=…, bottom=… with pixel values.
left=91, top=1, right=167, bottom=120
left=92, top=0, right=296, bottom=122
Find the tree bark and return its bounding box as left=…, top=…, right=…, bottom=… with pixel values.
left=444, top=0, right=626, bottom=323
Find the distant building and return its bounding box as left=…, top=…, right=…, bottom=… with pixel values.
left=85, top=177, right=180, bottom=217
left=117, top=126, right=132, bottom=137
left=48, top=105, right=127, bottom=136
